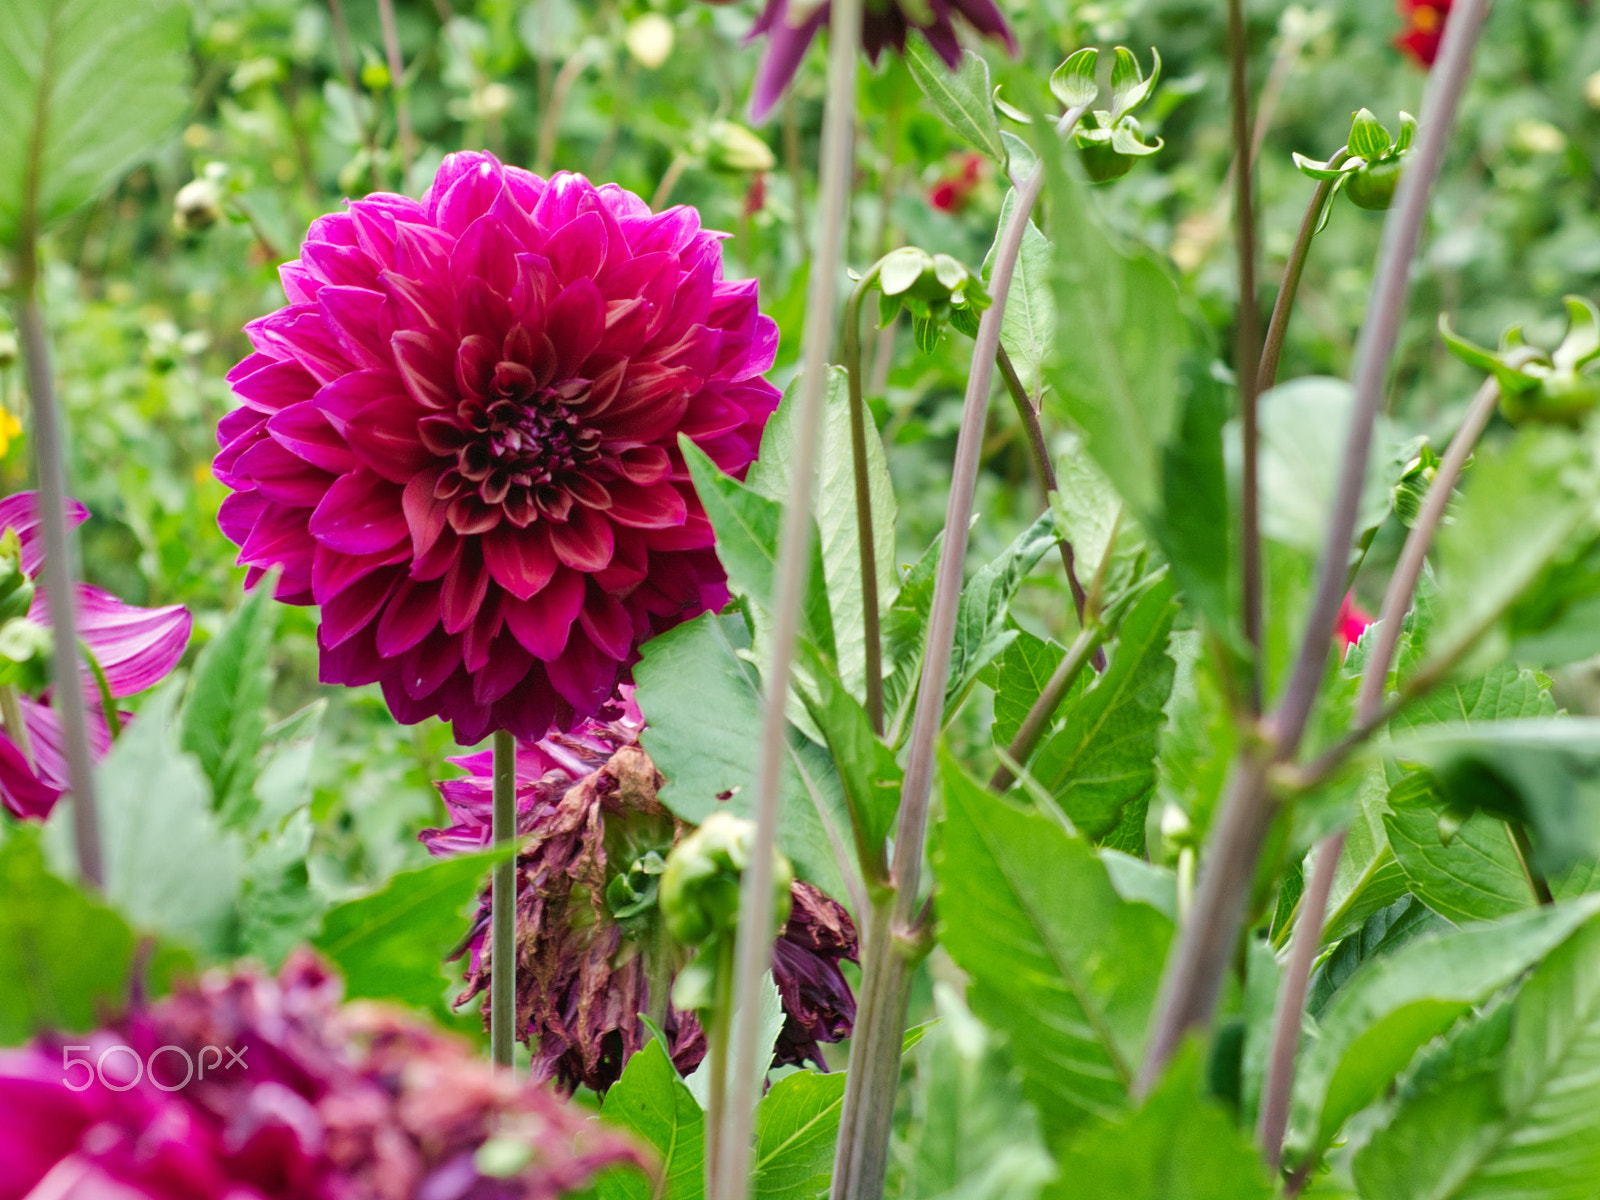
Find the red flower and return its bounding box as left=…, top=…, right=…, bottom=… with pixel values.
left=928, top=153, right=985, bottom=213
left=1396, top=0, right=1451, bottom=67
left=1337, top=592, right=1374, bottom=651
left=215, top=152, right=780, bottom=744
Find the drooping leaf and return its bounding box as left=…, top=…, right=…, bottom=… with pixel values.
left=1353, top=915, right=1600, bottom=1199
left=313, top=849, right=501, bottom=1018
left=636, top=612, right=853, bottom=900
left=983, top=189, right=1055, bottom=399
left=0, top=0, right=188, bottom=245
left=179, top=584, right=280, bottom=826
left=599, top=1037, right=705, bottom=1200
left=904, top=42, right=1007, bottom=165
left=750, top=1069, right=849, bottom=1200
left=936, top=752, right=1173, bottom=1137
left=1024, top=582, right=1178, bottom=841
left=1046, top=1042, right=1272, bottom=1199
left=1285, top=894, right=1600, bottom=1168
left=0, top=826, right=133, bottom=1044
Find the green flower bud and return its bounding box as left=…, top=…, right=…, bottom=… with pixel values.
left=1293, top=110, right=1415, bottom=220
left=605, top=849, right=666, bottom=921
left=706, top=120, right=776, bottom=174
left=1058, top=47, right=1163, bottom=184
left=1343, top=156, right=1403, bottom=211
left=658, top=811, right=792, bottom=947
left=872, top=247, right=990, bottom=353
left=1441, top=296, right=1600, bottom=426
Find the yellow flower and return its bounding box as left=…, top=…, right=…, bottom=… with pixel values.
left=0, top=411, right=23, bottom=458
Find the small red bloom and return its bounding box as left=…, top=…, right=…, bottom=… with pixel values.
left=928, top=153, right=986, bottom=213
left=215, top=153, right=781, bottom=744
left=1396, top=0, right=1451, bottom=68
left=1337, top=592, right=1374, bottom=651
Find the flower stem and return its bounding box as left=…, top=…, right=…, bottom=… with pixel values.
left=1229, top=0, right=1264, bottom=707
left=843, top=269, right=885, bottom=732
left=376, top=0, right=413, bottom=184
left=536, top=51, right=591, bottom=178
left=1137, top=0, right=1491, bottom=1094
left=705, top=935, right=737, bottom=1199
left=1256, top=152, right=1347, bottom=393
left=16, top=287, right=102, bottom=889
left=490, top=727, right=517, bottom=1069
left=715, top=3, right=860, bottom=1197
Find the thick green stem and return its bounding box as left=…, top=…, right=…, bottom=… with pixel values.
left=843, top=270, right=885, bottom=732
left=490, top=728, right=517, bottom=1069
left=705, top=936, right=737, bottom=1199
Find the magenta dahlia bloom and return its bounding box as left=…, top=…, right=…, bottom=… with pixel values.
left=215, top=152, right=780, bottom=744
left=0, top=951, right=646, bottom=1200
left=420, top=691, right=858, bottom=1092
left=0, top=492, right=191, bottom=820
left=737, top=0, right=1017, bottom=121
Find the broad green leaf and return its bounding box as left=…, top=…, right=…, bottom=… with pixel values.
left=947, top=511, right=1058, bottom=717
left=636, top=612, right=853, bottom=900
left=983, top=189, right=1055, bottom=399
left=599, top=1037, right=705, bottom=1200
left=1149, top=364, right=1231, bottom=634
left=1425, top=426, right=1599, bottom=668
left=1285, top=894, right=1600, bottom=1167
left=1047, top=1042, right=1272, bottom=1199
left=179, top=584, right=280, bottom=826
left=1507, top=534, right=1600, bottom=667
left=59, top=680, right=242, bottom=954
left=881, top=537, right=940, bottom=743
left=1392, top=661, right=1556, bottom=733
left=1043, top=157, right=1185, bottom=520
left=314, top=849, right=501, bottom=1017
left=1024, top=582, right=1178, bottom=841
left=1308, top=896, right=1450, bottom=1019
left=1353, top=915, right=1600, bottom=1199
left=1386, top=802, right=1537, bottom=925
left=797, top=665, right=901, bottom=868
left=904, top=42, right=1006, bottom=165
left=1319, top=768, right=1410, bottom=945
left=894, top=983, right=1055, bottom=1200
left=0, top=0, right=188, bottom=245
left=936, top=753, right=1173, bottom=1136
left=0, top=827, right=133, bottom=1044
left=750, top=1069, right=848, bottom=1200
left=991, top=629, right=1074, bottom=749
left=685, top=972, right=784, bottom=1110
left=746, top=371, right=899, bottom=705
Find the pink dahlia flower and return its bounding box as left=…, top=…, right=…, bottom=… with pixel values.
left=215, top=152, right=781, bottom=744
left=1336, top=592, right=1374, bottom=652
left=0, top=492, right=191, bottom=820
left=421, top=690, right=858, bottom=1092
left=0, top=951, right=646, bottom=1200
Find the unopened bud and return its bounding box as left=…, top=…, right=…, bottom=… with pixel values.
left=173, top=177, right=223, bottom=234
left=626, top=13, right=674, bottom=70
left=707, top=120, right=776, bottom=173
left=659, top=812, right=792, bottom=947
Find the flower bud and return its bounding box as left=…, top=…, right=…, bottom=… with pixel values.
left=173, top=177, right=223, bottom=234
left=1294, top=109, right=1414, bottom=216
left=659, top=811, right=792, bottom=947
left=873, top=246, right=990, bottom=351
left=626, top=13, right=674, bottom=70
left=1441, top=296, right=1600, bottom=425
left=706, top=120, right=776, bottom=173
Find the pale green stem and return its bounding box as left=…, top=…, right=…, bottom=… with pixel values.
left=490, top=728, right=517, bottom=1069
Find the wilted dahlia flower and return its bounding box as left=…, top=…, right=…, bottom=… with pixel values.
left=0, top=492, right=191, bottom=820
left=215, top=152, right=780, bottom=744
left=731, top=0, right=1016, bottom=121
left=420, top=691, right=858, bottom=1093
left=0, top=951, right=645, bottom=1200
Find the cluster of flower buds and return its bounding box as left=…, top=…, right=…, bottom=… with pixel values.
left=1441, top=296, right=1600, bottom=425
left=1295, top=108, right=1415, bottom=219
left=871, top=246, right=991, bottom=352
left=1064, top=47, right=1164, bottom=183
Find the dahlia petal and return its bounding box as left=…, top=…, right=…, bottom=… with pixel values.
left=579, top=589, right=634, bottom=662
left=392, top=330, right=456, bottom=409
left=266, top=404, right=357, bottom=475
left=217, top=490, right=267, bottom=548
left=747, top=2, right=825, bottom=122
left=503, top=569, right=584, bottom=659
left=240, top=500, right=318, bottom=576
left=308, top=470, right=409, bottom=554
left=472, top=631, right=534, bottom=706
left=402, top=471, right=452, bottom=562
left=454, top=275, right=515, bottom=348
left=544, top=211, right=608, bottom=284
left=0, top=728, right=64, bottom=820
left=503, top=163, right=548, bottom=212
left=411, top=525, right=463, bottom=581
left=231, top=356, right=319, bottom=413
left=433, top=152, right=506, bottom=237
left=345, top=395, right=439, bottom=484
left=319, top=565, right=401, bottom=648
left=593, top=530, right=650, bottom=593
left=299, top=239, right=376, bottom=290
left=489, top=666, right=561, bottom=740
left=629, top=206, right=701, bottom=258
left=917, top=15, right=963, bottom=66
left=0, top=492, right=88, bottom=577
left=545, top=280, right=606, bottom=377
left=320, top=621, right=386, bottom=687
left=248, top=306, right=352, bottom=384
left=377, top=577, right=443, bottom=656
left=441, top=541, right=490, bottom=636
left=63, top=585, right=192, bottom=697
left=312, top=540, right=410, bottom=602
left=489, top=183, right=543, bottom=253
left=235, top=436, right=337, bottom=507
left=313, top=367, right=410, bottom=430
left=546, top=626, right=618, bottom=712
left=451, top=212, right=523, bottom=300
left=318, top=286, right=390, bottom=370
left=531, top=172, right=590, bottom=235
left=454, top=333, right=499, bottom=401
left=484, top=523, right=558, bottom=602
left=511, top=254, right=559, bottom=331
left=549, top=506, right=614, bottom=572
left=462, top=595, right=504, bottom=673
left=402, top=628, right=463, bottom=699
left=606, top=481, right=688, bottom=530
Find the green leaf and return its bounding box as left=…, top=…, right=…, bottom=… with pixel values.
left=236, top=808, right=326, bottom=967
left=936, top=752, right=1173, bottom=1137
left=314, top=849, right=501, bottom=1016
left=903, top=42, right=1007, bottom=165
left=947, top=512, right=1058, bottom=718
left=636, top=612, right=853, bottom=900
left=179, top=584, right=280, bottom=826
left=599, top=1038, right=705, bottom=1200
left=1285, top=895, right=1600, bottom=1167
left=0, top=0, right=188, bottom=245
left=1156, top=630, right=1236, bottom=838
left=1047, top=1042, right=1272, bottom=1199
left=0, top=826, right=133, bottom=1044
left=1048, top=47, right=1100, bottom=109
left=992, top=629, right=1074, bottom=749
left=1043, top=161, right=1186, bottom=520
left=797, top=665, right=901, bottom=870
left=1508, top=535, right=1600, bottom=667
left=1386, top=801, right=1536, bottom=924
left=880, top=537, right=940, bottom=742
left=1308, top=896, right=1449, bottom=1020
left=983, top=189, right=1055, bottom=400
left=1149, top=362, right=1231, bottom=635
left=895, top=983, right=1056, bottom=1200
left=1353, top=915, right=1600, bottom=1199
left=1025, top=582, right=1178, bottom=841
left=750, top=1070, right=848, bottom=1200
left=1318, top=769, right=1411, bottom=945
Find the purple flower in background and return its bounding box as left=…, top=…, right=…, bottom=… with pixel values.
left=214, top=151, right=780, bottom=745
left=421, top=691, right=858, bottom=1092
left=0, top=951, right=647, bottom=1200
left=0, top=492, right=191, bottom=821
left=735, top=0, right=1017, bottom=121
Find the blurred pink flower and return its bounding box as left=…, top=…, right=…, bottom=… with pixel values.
left=1337, top=592, right=1374, bottom=651
left=215, top=151, right=780, bottom=744
left=0, top=492, right=191, bottom=820
left=0, top=951, right=646, bottom=1200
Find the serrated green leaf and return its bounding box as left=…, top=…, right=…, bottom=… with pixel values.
left=1308, top=896, right=1450, bottom=1020
left=982, top=189, right=1055, bottom=400
left=1285, top=895, right=1600, bottom=1168
left=937, top=752, right=1173, bottom=1137
left=992, top=629, right=1074, bottom=748
left=750, top=1069, right=848, bottom=1200
left=599, top=1037, right=705, bottom=1200
left=1318, top=769, right=1411, bottom=945
left=0, top=0, right=188, bottom=245
left=1386, top=803, right=1537, bottom=924
left=903, top=42, right=1007, bottom=164
left=797, top=664, right=900, bottom=870
left=946, top=512, right=1058, bottom=718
